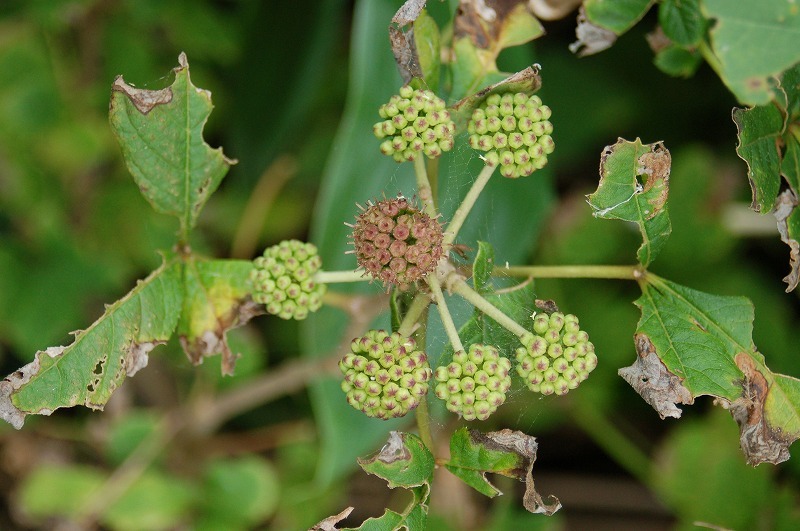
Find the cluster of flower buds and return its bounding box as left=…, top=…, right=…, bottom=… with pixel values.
left=373, top=86, right=455, bottom=162
left=516, top=312, right=597, bottom=396
left=433, top=344, right=512, bottom=421
left=349, top=196, right=444, bottom=290
left=467, top=92, right=554, bottom=178
left=339, top=330, right=432, bottom=419
left=250, top=240, right=325, bottom=320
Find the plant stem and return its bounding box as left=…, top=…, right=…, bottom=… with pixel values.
left=426, top=275, right=464, bottom=353
left=415, top=395, right=435, bottom=451
left=495, top=264, right=641, bottom=280
left=571, top=401, right=652, bottom=484
left=414, top=156, right=438, bottom=218
left=315, top=270, right=369, bottom=284
left=398, top=291, right=432, bottom=337
left=443, top=164, right=495, bottom=248
left=698, top=39, right=725, bottom=84
left=447, top=274, right=529, bottom=338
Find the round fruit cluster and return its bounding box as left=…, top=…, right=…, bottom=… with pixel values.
left=350, top=196, right=444, bottom=290
left=373, top=86, right=456, bottom=162
left=467, top=92, right=554, bottom=178
left=516, top=312, right=597, bottom=396
left=250, top=240, right=325, bottom=320
left=433, top=344, right=512, bottom=421
left=339, top=330, right=432, bottom=420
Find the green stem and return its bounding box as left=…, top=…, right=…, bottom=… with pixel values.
left=426, top=275, right=464, bottom=353
left=447, top=274, right=529, bottom=338
left=571, top=401, right=651, bottom=484
left=398, top=291, right=432, bottom=337
left=698, top=39, right=725, bottom=83
left=495, top=264, right=642, bottom=280
left=414, top=156, right=438, bottom=218
left=415, top=395, right=435, bottom=451
left=314, top=270, right=369, bottom=284
left=443, top=164, right=495, bottom=248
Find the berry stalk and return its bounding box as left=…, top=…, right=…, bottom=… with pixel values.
left=426, top=274, right=465, bottom=353
left=313, top=270, right=371, bottom=284
left=442, top=163, right=496, bottom=249
left=496, top=264, right=642, bottom=280
left=397, top=291, right=433, bottom=337
left=446, top=273, right=529, bottom=338
left=413, top=156, right=438, bottom=218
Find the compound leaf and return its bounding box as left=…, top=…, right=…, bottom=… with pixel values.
left=445, top=428, right=560, bottom=515
left=702, top=0, right=800, bottom=106
left=109, top=53, right=235, bottom=236
left=587, top=138, right=672, bottom=266
left=0, top=260, right=183, bottom=429
left=619, top=274, right=800, bottom=464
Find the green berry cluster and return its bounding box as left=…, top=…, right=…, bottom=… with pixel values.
left=339, top=330, right=432, bottom=420
left=516, top=312, right=597, bottom=396
left=250, top=240, right=325, bottom=320
left=434, top=344, right=512, bottom=421
left=350, top=196, right=444, bottom=290
left=373, top=86, right=456, bottom=162
left=467, top=92, right=554, bottom=178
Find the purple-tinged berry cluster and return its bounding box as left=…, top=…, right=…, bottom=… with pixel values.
left=373, top=86, right=455, bottom=162
left=350, top=196, right=444, bottom=290
left=250, top=240, right=325, bottom=320
left=468, top=92, right=554, bottom=178
left=339, top=330, right=432, bottom=420
left=434, top=344, right=512, bottom=421
left=516, top=312, right=597, bottom=396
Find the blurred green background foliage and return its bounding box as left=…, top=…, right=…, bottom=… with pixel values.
left=0, top=0, right=798, bottom=529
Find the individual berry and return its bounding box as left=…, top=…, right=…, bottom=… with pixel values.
left=373, top=87, right=455, bottom=162
left=434, top=344, right=512, bottom=421
left=516, top=312, right=596, bottom=395
left=349, top=195, right=444, bottom=290
left=250, top=240, right=325, bottom=320
left=467, top=92, right=554, bottom=177
left=339, top=330, right=432, bottom=420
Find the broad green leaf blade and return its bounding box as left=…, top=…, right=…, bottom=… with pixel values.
left=587, top=138, right=672, bottom=266
left=620, top=274, right=800, bottom=464
left=357, top=431, right=434, bottom=489
left=702, top=0, right=800, bottom=106
left=653, top=45, right=702, bottom=78
left=103, top=471, right=196, bottom=531
left=584, top=0, right=654, bottom=34
left=444, top=428, right=560, bottom=515
left=200, top=456, right=280, bottom=527
left=109, top=53, right=235, bottom=235
left=413, top=9, right=441, bottom=93
left=177, top=258, right=261, bottom=376
left=0, top=260, right=183, bottom=429
left=19, top=464, right=105, bottom=521
left=733, top=104, right=784, bottom=213
left=473, top=241, right=495, bottom=293
left=658, top=0, right=705, bottom=46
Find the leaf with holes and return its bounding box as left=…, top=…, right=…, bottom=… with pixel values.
left=109, top=53, right=236, bottom=237
left=177, top=258, right=262, bottom=376
left=587, top=138, right=672, bottom=266
left=445, top=428, right=560, bottom=515
left=0, top=260, right=183, bottom=429
left=619, top=273, right=800, bottom=464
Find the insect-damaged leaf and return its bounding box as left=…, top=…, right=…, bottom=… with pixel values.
left=445, top=428, right=560, bottom=515
left=109, top=53, right=235, bottom=236
left=732, top=103, right=783, bottom=214
left=620, top=274, right=800, bottom=464
left=389, top=1, right=441, bottom=92
left=177, top=258, right=262, bottom=376
left=316, top=431, right=433, bottom=531
left=587, top=138, right=672, bottom=266
left=0, top=260, right=183, bottom=429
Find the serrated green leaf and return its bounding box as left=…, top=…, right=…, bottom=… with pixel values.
left=496, top=3, right=545, bottom=49
left=733, top=104, right=784, bottom=213
left=109, top=53, right=235, bottom=236
left=444, top=428, right=560, bottom=515
left=584, top=0, right=654, bottom=34
left=620, top=274, right=800, bottom=464
left=414, top=9, right=441, bottom=93
left=702, top=0, right=800, bottom=106
left=177, top=258, right=260, bottom=376
left=473, top=241, right=495, bottom=293
left=653, top=44, right=703, bottom=78
left=587, top=138, right=672, bottom=266
left=783, top=125, right=800, bottom=194
left=658, top=0, right=705, bottom=46
left=0, top=260, right=183, bottom=429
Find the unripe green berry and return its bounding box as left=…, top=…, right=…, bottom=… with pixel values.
left=374, top=87, right=455, bottom=161
left=251, top=240, right=326, bottom=320
left=434, top=344, right=511, bottom=420
left=339, top=330, right=431, bottom=419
